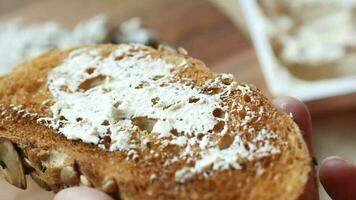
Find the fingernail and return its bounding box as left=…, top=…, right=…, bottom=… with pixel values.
left=321, top=156, right=345, bottom=165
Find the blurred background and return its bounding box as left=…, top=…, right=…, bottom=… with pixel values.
left=0, top=0, right=355, bottom=199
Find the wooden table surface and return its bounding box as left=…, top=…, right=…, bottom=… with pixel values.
left=0, top=1, right=355, bottom=200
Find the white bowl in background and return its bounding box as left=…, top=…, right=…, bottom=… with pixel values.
left=238, top=0, right=356, bottom=102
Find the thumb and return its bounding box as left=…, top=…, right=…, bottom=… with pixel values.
left=320, top=157, right=356, bottom=200
left=54, top=187, right=114, bottom=200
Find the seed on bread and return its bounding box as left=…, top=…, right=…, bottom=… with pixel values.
left=30, top=172, right=51, bottom=191
left=101, top=177, right=118, bottom=193
left=60, top=165, right=79, bottom=184
left=79, top=175, right=92, bottom=187
left=37, top=149, right=50, bottom=160
left=177, top=47, right=188, bottom=55
left=158, top=44, right=176, bottom=53
left=0, top=137, right=26, bottom=189
left=23, top=157, right=35, bottom=172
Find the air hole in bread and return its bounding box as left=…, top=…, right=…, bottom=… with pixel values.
left=213, top=121, right=225, bottom=133
left=101, top=120, right=110, bottom=126
left=152, top=75, right=164, bottom=81
left=85, top=67, right=96, bottom=75
left=243, top=95, right=251, bottom=103
left=115, top=54, right=125, bottom=61
left=151, top=97, right=160, bottom=106
left=135, top=81, right=149, bottom=89
left=221, top=78, right=232, bottom=85
left=102, top=134, right=111, bottom=149
left=196, top=132, right=204, bottom=140
left=171, top=103, right=183, bottom=111
left=162, top=104, right=173, bottom=110
left=251, top=105, right=258, bottom=112
left=159, top=83, right=168, bottom=87
left=145, top=141, right=152, bottom=149
left=212, top=108, right=224, bottom=118
left=113, top=102, right=121, bottom=108
left=164, top=144, right=180, bottom=156
left=59, top=85, right=70, bottom=92
left=101, top=87, right=111, bottom=93
left=170, top=129, right=180, bottom=137
left=78, top=75, right=107, bottom=92
left=238, top=110, right=246, bottom=118
left=112, top=108, right=125, bottom=121
left=132, top=117, right=157, bottom=133
left=188, top=97, right=200, bottom=103
left=218, top=134, right=234, bottom=149
left=242, top=133, right=252, bottom=141
left=205, top=87, right=223, bottom=95
left=243, top=143, right=250, bottom=151
left=59, top=115, right=67, bottom=121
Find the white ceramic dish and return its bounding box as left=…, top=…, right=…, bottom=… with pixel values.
left=238, top=0, right=356, bottom=102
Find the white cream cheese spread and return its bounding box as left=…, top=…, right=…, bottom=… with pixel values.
left=39, top=44, right=281, bottom=182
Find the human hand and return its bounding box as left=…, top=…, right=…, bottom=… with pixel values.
left=54, top=96, right=356, bottom=200
left=273, top=97, right=356, bottom=200
left=54, top=186, right=113, bottom=200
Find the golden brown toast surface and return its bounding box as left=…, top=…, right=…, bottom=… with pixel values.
left=0, top=44, right=312, bottom=200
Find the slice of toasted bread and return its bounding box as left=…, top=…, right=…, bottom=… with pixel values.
left=0, top=44, right=314, bottom=200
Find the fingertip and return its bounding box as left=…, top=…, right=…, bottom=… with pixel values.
left=320, top=157, right=356, bottom=200
left=272, top=96, right=312, bottom=151
left=272, top=96, right=304, bottom=113
left=272, top=97, right=311, bottom=127
left=321, top=156, right=344, bottom=165
left=54, top=187, right=114, bottom=200
left=319, top=157, right=347, bottom=185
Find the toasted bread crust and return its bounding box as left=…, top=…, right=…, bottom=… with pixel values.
left=0, top=44, right=313, bottom=200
